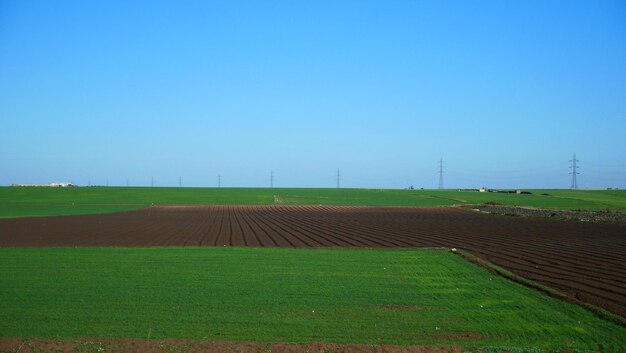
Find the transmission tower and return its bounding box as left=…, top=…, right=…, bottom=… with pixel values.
left=218, top=174, right=221, bottom=188
left=438, top=158, right=444, bottom=190
left=151, top=176, right=154, bottom=187
left=569, top=153, right=579, bottom=189
left=126, top=179, right=129, bottom=187
left=336, top=168, right=340, bottom=188
left=179, top=176, right=182, bottom=187
left=270, top=170, right=274, bottom=188
left=106, top=179, right=109, bottom=187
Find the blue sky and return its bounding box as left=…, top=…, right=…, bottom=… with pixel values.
left=1, top=0, right=625, bottom=188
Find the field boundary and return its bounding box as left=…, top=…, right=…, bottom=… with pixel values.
left=0, top=337, right=470, bottom=353
left=464, top=204, right=626, bottom=223
left=452, top=248, right=626, bottom=328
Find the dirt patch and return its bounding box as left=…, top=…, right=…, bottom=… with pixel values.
left=0, top=205, right=624, bottom=318
left=0, top=337, right=466, bottom=353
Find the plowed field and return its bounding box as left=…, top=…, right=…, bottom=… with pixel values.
left=1, top=205, right=624, bottom=318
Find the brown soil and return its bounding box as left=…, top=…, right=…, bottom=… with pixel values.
left=0, top=337, right=466, bottom=353
left=1, top=205, right=624, bottom=318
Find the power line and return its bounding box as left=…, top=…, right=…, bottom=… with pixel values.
left=569, top=153, right=579, bottom=189
left=438, top=158, right=444, bottom=189
left=336, top=168, right=340, bottom=188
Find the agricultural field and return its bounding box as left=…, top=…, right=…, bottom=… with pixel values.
left=2, top=205, right=624, bottom=320
left=1, top=188, right=625, bottom=352
left=1, top=247, right=625, bottom=352
left=1, top=186, right=625, bottom=218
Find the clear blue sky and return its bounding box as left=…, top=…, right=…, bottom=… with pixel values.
left=1, top=0, right=625, bottom=189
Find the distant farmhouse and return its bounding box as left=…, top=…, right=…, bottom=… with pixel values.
left=477, top=187, right=531, bottom=195
left=11, top=182, right=75, bottom=187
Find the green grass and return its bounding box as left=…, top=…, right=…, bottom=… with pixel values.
left=0, top=247, right=623, bottom=351
left=0, top=204, right=141, bottom=218
left=1, top=187, right=625, bottom=218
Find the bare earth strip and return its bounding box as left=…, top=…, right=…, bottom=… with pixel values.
left=0, top=338, right=465, bottom=353
left=0, top=205, right=624, bottom=317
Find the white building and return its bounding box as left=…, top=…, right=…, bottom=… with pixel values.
left=11, top=182, right=75, bottom=187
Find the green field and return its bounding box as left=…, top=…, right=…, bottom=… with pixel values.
left=1, top=186, right=625, bottom=218
left=0, top=247, right=623, bottom=351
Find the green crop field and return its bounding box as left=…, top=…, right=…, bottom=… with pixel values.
left=0, top=247, right=623, bottom=351
left=1, top=186, right=625, bottom=218
left=0, top=204, right=141, bottom=219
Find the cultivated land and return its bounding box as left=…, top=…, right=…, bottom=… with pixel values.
left=1, top=247, right=625, bottom=351
left=1, top=187, right=625, bottom=218
left=2, top=205, right=625, bottom=319
left=2, top=187, right=625, bottom=352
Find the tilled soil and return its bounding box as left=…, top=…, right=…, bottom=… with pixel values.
left=1, top=205, right=624, bottom=318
